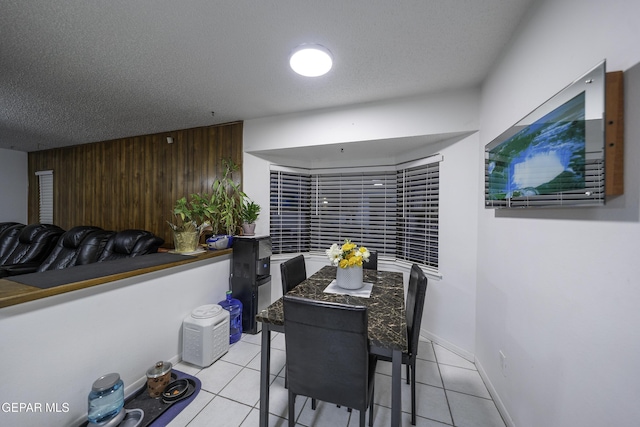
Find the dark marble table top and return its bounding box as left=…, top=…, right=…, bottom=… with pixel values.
left=257, top=265, right=407, bottom=353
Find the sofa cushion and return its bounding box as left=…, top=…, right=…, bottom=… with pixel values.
left=1, top=224, right=63, bottom=266
left=0, top=224, right=25, bottom=264
left=0, top=222, right=22, bottom=235
left=37, top=226, right=104, bottom=272
left=76, top=230, right=115, bottom=266
left=97, top=229, right=164, bottom=262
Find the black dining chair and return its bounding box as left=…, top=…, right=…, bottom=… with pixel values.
left=283, top=295, right=377, bottom=427
left=280, top=254, right=307, bottom=295
left=280, top=254, right=307, bottom=389
left=378, top=263, right=428, bottom=425
left=364, top=251, right=378, bottom=270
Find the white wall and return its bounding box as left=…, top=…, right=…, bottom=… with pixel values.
left=477, top=0, right=640, bottom=426
left=0, top=148, right=28, bottom=223
left=0, top=255, right=231, bottom=426
left=244, top=89, right=481, bottom=356
left=244, top=89, right=479, bottom=152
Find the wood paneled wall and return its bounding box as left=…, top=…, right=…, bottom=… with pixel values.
left=27, top=122, right=243, bottom=246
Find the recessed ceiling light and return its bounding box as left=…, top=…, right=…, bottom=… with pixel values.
left=289, top=44, right=333, bottom=77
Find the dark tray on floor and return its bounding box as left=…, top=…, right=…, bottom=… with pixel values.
left=81, top=370, right=200, bottom=427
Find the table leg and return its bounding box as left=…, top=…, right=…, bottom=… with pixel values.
left=391, top=348, right=401, bottom=427
left=259, top=325, right=271, bottom=427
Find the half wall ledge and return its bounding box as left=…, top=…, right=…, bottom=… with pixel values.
left=0, top=249, right=232, bottom=309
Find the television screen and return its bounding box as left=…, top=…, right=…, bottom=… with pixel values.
left=487, top=92, right=586, bottom=200
left=484, top=61, right=606, bottom=209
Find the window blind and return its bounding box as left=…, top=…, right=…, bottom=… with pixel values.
left=396, top=162, right=439, bottom=268
left=36, top=170, right=54, bottom=224
left=310, top=171, right=397, bottom=256
left=270, top=170, right=311, bottom=254
left=269, top=155, right=441, bottom=270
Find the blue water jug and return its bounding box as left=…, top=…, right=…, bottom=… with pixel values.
left=218, top=290, right=242, bottom=344
left=87, top=373, right=124, bottom=424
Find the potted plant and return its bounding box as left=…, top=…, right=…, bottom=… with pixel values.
left=167, top=194, right=213, bottom=252
left=241, top=198, right=261, bottom=236
left=206, top=159, right=246, bottom=249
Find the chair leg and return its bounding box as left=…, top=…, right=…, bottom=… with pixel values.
left=369, top=383, right=375, bottom=427
left=360, top=409, right=365, bottom=427
left=288, top=391, right=296, bottom=427
left=411, top=361, right=416, bottom=425
left=312, top=398, right=317, bottom=410
left=406, top=363, right=410, bottom=384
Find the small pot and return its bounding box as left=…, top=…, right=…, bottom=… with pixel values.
left=241, top=222, right=256, bottom=236
left=146, top=361, right=172, bottom=398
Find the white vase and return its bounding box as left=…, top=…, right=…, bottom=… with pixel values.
left=336, top=265, right=364, bottom=289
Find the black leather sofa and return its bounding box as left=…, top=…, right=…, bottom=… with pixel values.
left=0, top=223, right=65, bottom=277
left=0, top=222, right=22, bottom=235
left=37, top=225, right=106, bottom=272
left=97, top=229, right=164, bottom=262
left=0, top=223, right=26, bottom=263
left=0, top=224, right=164, bottom=278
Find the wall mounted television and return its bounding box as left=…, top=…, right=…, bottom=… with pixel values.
left=485, top=61, right=606, bottom=209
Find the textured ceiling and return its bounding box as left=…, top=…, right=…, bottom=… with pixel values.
left=0, top=0, right=535, bottom=153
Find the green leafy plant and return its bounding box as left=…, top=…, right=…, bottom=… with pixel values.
left=166, top=194, right=214, bottom=236
left=209, top=159, right=246, bottom=236
left=241, top=198, right=261, bottom=224
left=167, top=158, right=245, bottom=238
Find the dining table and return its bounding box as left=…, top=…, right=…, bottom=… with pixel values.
left=256, top=265, right=407, bottom=427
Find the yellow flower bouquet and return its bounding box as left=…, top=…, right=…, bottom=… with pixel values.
left=326, top=239, right=371, bottom=268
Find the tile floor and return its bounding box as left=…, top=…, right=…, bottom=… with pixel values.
left=168, top=332, right=506, bottom=427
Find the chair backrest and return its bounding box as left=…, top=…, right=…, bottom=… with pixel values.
left=37, top=226, right=103, bottom=271
left=0, top=222, right=22, bottom=235
left=364, top=251, right=378, bottom=270
left=406, top=264, right=428, bottom=357
left=0, top=224, right=26, bottom=264
left=1, top=223, right=64, bottom=266
left=77, top=230, right=115, bottom=265
left=280, top=254, right=307, bottom=295
left=97, top=229, right=164, bottom=262
left=284, top=295, right=370, bottom=410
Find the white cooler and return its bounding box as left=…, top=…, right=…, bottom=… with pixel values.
left=182, top=304, right=230, bottom=368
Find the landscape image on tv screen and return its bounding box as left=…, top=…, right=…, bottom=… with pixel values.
left=487, top=91, right=586, bottom=200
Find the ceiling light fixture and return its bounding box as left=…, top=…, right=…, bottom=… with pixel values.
left=289, top=44, right=333, bottom=77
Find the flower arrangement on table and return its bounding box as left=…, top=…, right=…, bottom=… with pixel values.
left=326, top=240, right=371, bottom=290
left=326, top=239, right=371, bottom=268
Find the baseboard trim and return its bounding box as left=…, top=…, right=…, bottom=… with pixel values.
left=421, top=329, right=515, bottom=427
left=421, top=329, right=475, bottom=362
left=474, top=358, right=515, bottom=427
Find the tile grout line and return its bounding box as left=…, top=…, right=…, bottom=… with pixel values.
left=432, top=341, right=457, bottom=427
left=180, top=333, right=500, bottom=427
